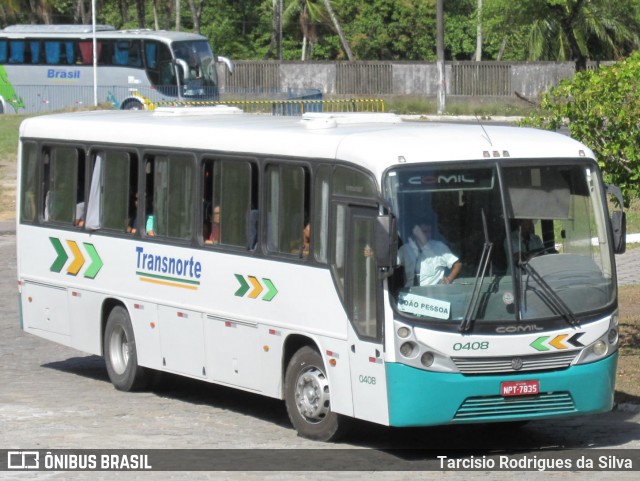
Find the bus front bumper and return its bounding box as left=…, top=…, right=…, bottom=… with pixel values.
left=386, top=352, right=617, bottom=427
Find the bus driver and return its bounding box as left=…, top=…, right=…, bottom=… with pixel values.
left=398, top=221, right=462, bottom=287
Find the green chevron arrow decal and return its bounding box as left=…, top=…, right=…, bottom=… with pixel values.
left=234, top=274, right=250, bottom=297
left=234, top=274, right=278, bottom=301
left=49, top=237, right=68, bottom=272
left=262, top=278, right=278, bottom=302
left=49, top=237, right=103, bottom=279
left=83, top=242, right=103, bottom=279
left=530, top=336, right=550, bottom=352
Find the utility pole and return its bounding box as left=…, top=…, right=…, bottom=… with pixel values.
left=436, top=0, right=445, bottom=114
left=176, top=0, right=181, bottom=31
left=475, top=0, right=482, bottom=61
left=278, top=0, right=283, bottom=60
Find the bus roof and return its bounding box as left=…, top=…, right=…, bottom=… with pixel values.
left=2, top=24, right=117, bottom=34
left=0, top=25, right=207, bottom=42
left=19, top=110, right=596, bottom=179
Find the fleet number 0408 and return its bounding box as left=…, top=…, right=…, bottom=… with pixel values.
left=453, top=341, right=489, bottom=351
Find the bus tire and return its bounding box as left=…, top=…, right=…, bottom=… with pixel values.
left=284, top=346, right=344, bottom=441
left=104, top=305, right=148, bottom=391
left=122, top=99, right=143, bottom=110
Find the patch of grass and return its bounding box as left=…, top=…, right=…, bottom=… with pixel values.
left=0, top=115, right=28, bottom=160
left=383, top=95, right=538, bottom=117
left=616, top=284, right=640, bottom=404
left=624, top=198, right=640, bottom=234
left=0, top=115, right=29, bottom=221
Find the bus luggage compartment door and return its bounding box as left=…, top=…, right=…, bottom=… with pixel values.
left=21, top=281, right=71, bottom=341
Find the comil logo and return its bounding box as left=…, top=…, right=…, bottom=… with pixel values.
left=7, top=451, right=39, bottom=469
left=408, top=174, right=477, bottom=186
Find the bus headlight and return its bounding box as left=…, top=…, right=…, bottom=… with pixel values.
left=420, top=352, right=435, bottom=368
left=397, top=326, right=411, bottom=338
left=592, top=340, right=607, bottom=357
left=611, top=311, right=619, bottom=327
left=575, top=328, right=618, bottom=365
left=400, top=341, right=418, bottom=358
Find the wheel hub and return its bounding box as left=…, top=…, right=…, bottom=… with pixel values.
left=295, top=367, right=330, bottom=423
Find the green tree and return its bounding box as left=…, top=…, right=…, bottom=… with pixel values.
left=484, top=0, right=640, bottom=69
left=340, top=0, right=437, bottom=60
left=522, top=52, right=640, bottom=204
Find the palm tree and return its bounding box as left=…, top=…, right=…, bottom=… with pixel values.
left=284, top=0, right=353, bottom=60
left=1, top=0, right=21, bottom=25
left=187, top=0, right=205, bottom=34
left=487, top=0, right=639, bottom=71
left=320, top=0, right=353, bottom=60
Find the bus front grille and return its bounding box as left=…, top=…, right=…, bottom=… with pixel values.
left=452, top=352, right=577, bottom=375
left=453, top=392, right=576, bottom=421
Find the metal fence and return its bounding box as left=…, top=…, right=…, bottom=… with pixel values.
left=450, top=62, right=511, bottom=96
left=218, top=60, right=596, bottom=98
left=223, top=61, right=281, bottom=94
left=335, top=62, right=393, bottom=95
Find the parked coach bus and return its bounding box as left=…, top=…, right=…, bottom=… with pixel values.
left=0, top=24, right=232, bottom=114
left=16, top=109, right=626, bottom=441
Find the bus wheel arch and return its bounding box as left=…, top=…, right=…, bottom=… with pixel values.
left=283, top=340, right=346, bottom=441
left=121, top=98, right=144, bottom=111
left=102, top=301, right=149, bottom=391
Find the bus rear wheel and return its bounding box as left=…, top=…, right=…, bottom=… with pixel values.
left=104, top=305, right=148, bottom=391
left=284, top=346, right=344, bottom=441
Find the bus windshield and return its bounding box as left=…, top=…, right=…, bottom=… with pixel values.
left=171, top=40, right=218, bottom=97
left=384, top=161, right=616, bottom=328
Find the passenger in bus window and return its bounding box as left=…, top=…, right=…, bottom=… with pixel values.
left=301, top=222, right=311, bottom=257
left=205, top=205, right=220, bottom=244
left=398, top=221, right=461, bottom=286
left=291, top=218, right=310, bottom=257
left=127, top=193, right=138, bottom=234
left=74, top=202, right=85, bottom=227
left=247, top=209, right=258, bottom=250
left=505, top=219, right=543, bottom=261
left=145, top=214, right=155, bottom=236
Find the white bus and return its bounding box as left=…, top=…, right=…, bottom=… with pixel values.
left=16, top=109, right=626, bottom=441
left=0, top=24, right=232, bottom=113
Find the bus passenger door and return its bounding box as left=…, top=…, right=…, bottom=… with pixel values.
left=344, top=206, right=389, bottom=425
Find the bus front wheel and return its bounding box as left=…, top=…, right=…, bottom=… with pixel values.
left=104, top=305, right=148, bottom=391
left=122, top=99, right=143, bottom=110
left=284, top=346, right=344, bottom=441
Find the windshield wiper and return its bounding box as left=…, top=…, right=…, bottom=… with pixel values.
left=459, top=210, right=493, bottom=333
left=520, top=261, right=579, bottom=327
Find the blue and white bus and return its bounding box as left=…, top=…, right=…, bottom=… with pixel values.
left=0, top=24, right=232, bottom=113
left=16, top=109, right=626, bottom=441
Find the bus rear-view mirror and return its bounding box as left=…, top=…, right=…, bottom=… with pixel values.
left=374, top=214, right=398, bottom=275
left=611, top=210, right=626, bottom=254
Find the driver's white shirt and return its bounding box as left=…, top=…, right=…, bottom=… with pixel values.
left=398, top=237, right=459, bottom=286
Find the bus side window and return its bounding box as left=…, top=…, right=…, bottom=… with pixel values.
left=43, top=146, right=85, bottom=225
left=20, top=142, right=39, bottom=223
left=28, top=40, right=41, bottom=64
left=266, top=163, right=309, bottom=257
left=9, top=40, right=25, bottom=63
left=78, top=41, right=105, bottom=65
left=44, top=41, right=61, bottom=65
left=127, top=41, right=142, bottom=67
left=99, top=150, right=138, bottom=232
left=145, top=154, right=194, bottom=239
left=203, top=158, right=255, bottom=248
left=0, top=40, right=7, bottom=63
